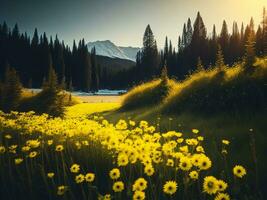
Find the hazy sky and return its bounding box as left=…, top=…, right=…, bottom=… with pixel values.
left=1, top=0, right=266, bottom=48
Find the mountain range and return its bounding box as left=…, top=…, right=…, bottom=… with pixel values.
left=87, top=40, right=140, bottom=61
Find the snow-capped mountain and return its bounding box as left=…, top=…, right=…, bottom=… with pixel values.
left=87, top=40, right=140, bottom=61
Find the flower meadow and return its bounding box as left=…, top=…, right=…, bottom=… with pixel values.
left=0, top=110, right=249, bottom=200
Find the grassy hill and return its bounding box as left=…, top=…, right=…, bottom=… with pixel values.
left=121, top=57, right=267, bottom=116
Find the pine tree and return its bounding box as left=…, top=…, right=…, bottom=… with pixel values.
left=54, top=35, right=66, bottom=83
left=255, top=25, right=263, bottom=55
left=262, top=7, right=267, bottom=55
left=215, top=45, right=225, bottom=70
left=37, top=65, right=64, bottom=117
left=79, top=39, right=91, bottom=92
left=12, top=24, right=19, bottom=38
left=164, top=36, right=169, bottom=60
left=192, top=12, right=207, bottom=39
left=219, top=20, right=229, bottom=61
left=191, top=12, right=207, bottom=65
left=141, top=25, right=159, bottom=79
left=209, top=25, right=218, bottom=64
left=60, top=76, right=66, bottom=90
left=68, top=78, right=73, bottom=92
left=31, top=28, right=39, bottom=47
left=249, top=17, right=255, bottom=34
left=178, top=36, right=182, bottom=52
left=241, top=23, right=244, bottom=42
left=2, top=63, right=22, bottom=112
left=44, top=64, right=58, bottom=90
left=244, top=29, right=256, bottom=70
left=181, top=23, right=187, bottom=49
left=91, top=47, right=99, bottom=92
left=160, top=64, right=168, bottom=85
left=186, top=18, right=193, bottom=46
left=196, top=57, right=204, bottom=71
left=229, top=22, right=241, bottom=63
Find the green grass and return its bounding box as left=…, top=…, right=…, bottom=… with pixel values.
left=121, top=57, right=267, bottom=115
left=21, top=89, right=81, bottom=107
left=101, top=58, right=267, bottom=199
left=102, top=105, right=266, bottom=199
left=0, top=102, right=266, bottom=199
left=121, top=79, right=176, bottom=110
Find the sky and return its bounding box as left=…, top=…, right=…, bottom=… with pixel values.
left=0, top=0, right=266, bottom=48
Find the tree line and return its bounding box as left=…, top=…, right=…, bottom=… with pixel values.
left=127, top=8, right=267, bottom=84
left=0, top=24, right=99, bottom=92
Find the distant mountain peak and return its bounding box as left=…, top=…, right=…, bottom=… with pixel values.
left=87, top=40, right=140, bottom=61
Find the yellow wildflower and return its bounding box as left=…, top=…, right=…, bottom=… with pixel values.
left=113, top=181, right=124, bottom=192
left=222, top=140, right=230, bottom=145
left=109, top=168, right=120, bottom=180
left=189, top=171, right=199, bottom=180
left=70, top=164, right=80, bottom=173
left=215, top=193, right=230, bottom=200
left=5, top=134, right=12, bottom=139
left=0, top=146, right=6, bottom=153
left=15, top=158, right=23, bottom=165
left=144, top=165, right=155, bottom=176
left=47, top=172, right=55, bottom=178
left=163, top=181, right=177, bottom=195
left=233, top=165, right=246, bottom=178
left=133, top=191, right=145, bottom=200
left=166, top=159, right=174, bottom=167
left=47, top=140, right=53, bottom=145
left=21, top=146, right=30, bottom=152
left=132, top=178, right=147, bottom=191
left=199, top=156, right=212, bottom=170
left=75, top=174, right=85, bottom=183
left=117, top=153, right=129, bottom=166
left=179, top=157, right=192, bottom=171
left=192, top=129, right=199, bottom=134
left=55, top=145, right=64, bottom=152
left=203, top=176, right=218, bottom=195
left=57, top=185, right=67, bottom=195
left=29, top=151, right=38, bottom=158
left=103, top=194, right=111, bottom=200
left=85, top=173, right=95, bottom=182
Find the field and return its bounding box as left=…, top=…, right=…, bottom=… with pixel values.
left=1, top=57, right=267, bottom=200
left=0, top=102, right=264, bottom=200
left=76, top=95, right=121, bottom=103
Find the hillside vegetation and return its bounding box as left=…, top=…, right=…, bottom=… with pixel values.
left=121, top=58, right=267, bottom=115
left=121, top=79, right=176, bottom=110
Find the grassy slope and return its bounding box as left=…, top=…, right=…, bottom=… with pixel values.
left=121, top=79, right=176, bottom=110
left=62, top=58, right=267, bottom=195
left=121, top=58, right=267, bottom=115
left=101, top=101, right=266, bottom=198
left=99, top=58, right=267, bottom=196
left=21, top=89, right=81, bottom=107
